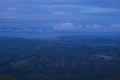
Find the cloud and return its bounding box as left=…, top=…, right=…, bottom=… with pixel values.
left=54, top=22, right=81, bottom=31
left=0, top=0, right=119, bottom=17
left=54, top=23, right=120, bottom=33
left=79, top=6, right=119, bottom=13
left=35, top=5, right=120, bottom=14
left=0, top=27, right=43, bottom=32
left=109, top=24, right=120, bottom=32
left=53, top=11, right=65, bottom=15
left=0, top=0, right=119, bottom=19
left=1, top=0, right=120, bottom=8
left=8, top=7, right=16, bottom=11
left=18, top=28, right=33, bottom=32
left=110, top=24, right=120, bottom=29
left=35, top=5, right=119, bottom=14
left=0, top=23, right=120, bottom=33
left=54, top=23, right=103, bottom=32
left=85, top=24, right=103, bottom=31
left=52, top=6, right=116, bottom=15
left=19, top=28, right=42, bottom=32
left=1, top=4, right=119, bottom=18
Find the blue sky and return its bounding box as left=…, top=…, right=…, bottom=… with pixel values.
left=0, top=0, right=120, bottom=37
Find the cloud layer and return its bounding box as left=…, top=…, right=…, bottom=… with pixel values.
left=0, top=0, right=120, bottom=18
left=1, top=23, right=119, bottom=33
left=54, top=22, right=120, bottom=32
left=0, top=27, right=42, bottom=32
left=0, top=0, right=120, bottom=36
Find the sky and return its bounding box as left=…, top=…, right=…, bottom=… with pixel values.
left=0, top=0, right=120, bottom=37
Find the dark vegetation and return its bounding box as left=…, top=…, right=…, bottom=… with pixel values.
left=0, top=75, right=18, bottom=80
left=0, top=36, right=120, bottom=80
